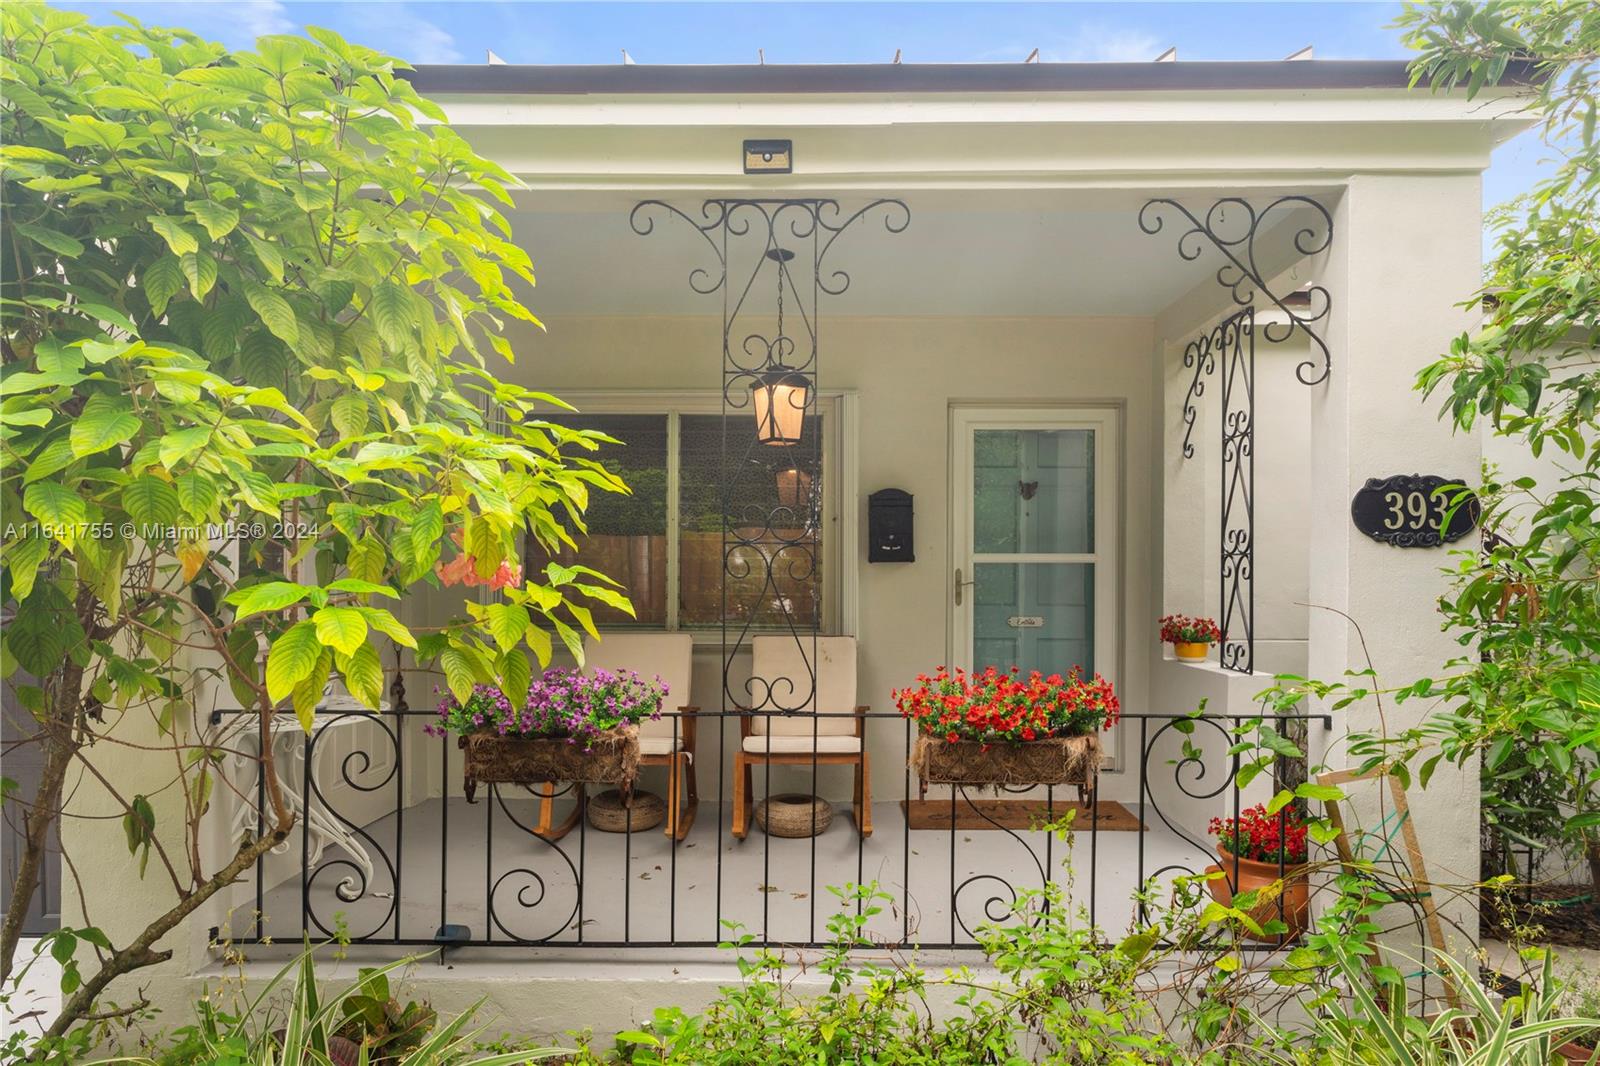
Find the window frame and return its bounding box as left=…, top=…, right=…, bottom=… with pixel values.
left=542, top=390, right=857, bottom=643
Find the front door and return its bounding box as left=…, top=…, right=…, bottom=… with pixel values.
left=951, top=407, right=1117, bottom=687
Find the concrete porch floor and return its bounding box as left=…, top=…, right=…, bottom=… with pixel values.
left=229, top=793, right=1211, bottom=953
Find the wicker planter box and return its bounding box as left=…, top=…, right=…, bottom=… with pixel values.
left=911, top=733, right=1100, bottom=790
left=459, top=725, right=640, bottom=804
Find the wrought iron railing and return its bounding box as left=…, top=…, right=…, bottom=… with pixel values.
left=209, top=704, right=1329, bottom=955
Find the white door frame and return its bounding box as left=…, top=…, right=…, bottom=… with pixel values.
left=949, top=405, right=1121, bottom=705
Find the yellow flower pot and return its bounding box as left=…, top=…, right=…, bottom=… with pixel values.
left=1174, top=641, right=1211, bottom=661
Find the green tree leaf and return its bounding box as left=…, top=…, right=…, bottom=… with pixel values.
left=187, top=200, right=239, bottom=240
left=266, top=621, right=322, bottom=703
left=291, top=648, right=332, bottom=731
left=369, top=281, right=416, bottom=352
left=340, top=642, right=384, bottom=709
left=354, top=606, right=416, bottom=649
left=227, top=581, right=314, bottom=621
left=243, top=279, right=298, bottom=345
left=312, top=606, right=367, bottom=657
left=69, top=395, right=140, bottom=457
left=123, top=475, right=180, bottom=527
left=142, top=256, right=184, bottom=317
left=23, top=480, right=87, bottom=532
left=175, top=471, right=219, bottom=519
left=180, top=251, right=218, bottom=300
left=147, top=214, right=199, bottom=256
left=485, top=603, right=530, bottom=653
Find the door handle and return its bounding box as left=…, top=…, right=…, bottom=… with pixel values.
left=954, top=567, right=976, bottom=605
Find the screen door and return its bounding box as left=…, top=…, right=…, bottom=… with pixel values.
left=951, top=408, right=1117, bottom=685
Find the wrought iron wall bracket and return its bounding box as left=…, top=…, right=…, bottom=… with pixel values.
left=1140, top=196, right=1334, bottom=387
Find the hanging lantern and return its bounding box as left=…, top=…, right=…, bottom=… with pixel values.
left=751, top=367, right=809, bottom=446
left=775, top=464, right=813, bottom=509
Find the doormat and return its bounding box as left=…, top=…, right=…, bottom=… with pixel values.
left=901, top=798, right=1143, bottom=832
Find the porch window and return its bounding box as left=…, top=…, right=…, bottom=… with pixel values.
left=530, top=400, right=839, bottom=635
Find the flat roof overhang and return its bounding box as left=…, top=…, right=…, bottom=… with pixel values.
left=405, top=58, right=1538, bottom=97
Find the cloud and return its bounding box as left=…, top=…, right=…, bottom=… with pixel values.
left=1064, top=24, right=1163, bottom=64
left=369, top=5, right=463, bottom=64
left=239, top=1, right=295, bottom=40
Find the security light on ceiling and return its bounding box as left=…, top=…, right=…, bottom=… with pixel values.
left=743, top=139, right=793, bottom=174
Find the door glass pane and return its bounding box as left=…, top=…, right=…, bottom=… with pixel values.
left=679, top=413, right=822, bottom=629
left=972, top=562, right=1094, bottom=678
left=973, top=429, right=1094, bottom=554
left=527, top=414, right=668, bottom=626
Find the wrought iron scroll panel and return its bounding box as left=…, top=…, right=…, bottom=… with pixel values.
left=1142, top=197, right=1333, bottom=675
left=213, top=704, right=1330, bottom=953
left=628, top=199, right=909, bottom=715
left=1217, top=309, right=1255, bottom=673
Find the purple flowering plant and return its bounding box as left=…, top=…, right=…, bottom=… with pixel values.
left=424, top=667, right=667, bottom=749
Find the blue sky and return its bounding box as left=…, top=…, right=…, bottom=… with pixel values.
left=60, top=1, right=1552, bottom=232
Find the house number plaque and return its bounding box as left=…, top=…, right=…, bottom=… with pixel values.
left=1007, top=616, right=1045, bottom=629
left=1350, top=474, right=1479, bottom=547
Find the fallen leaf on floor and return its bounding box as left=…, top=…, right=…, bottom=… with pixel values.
left=791, top=892, right=807, bottom=900
left=654, top=865, right=662, bottom=871
left=758, top=884, right=779, bottom=893
left=640, top=872, right=652, bottom=880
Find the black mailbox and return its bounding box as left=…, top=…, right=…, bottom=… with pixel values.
left=867, top=489, right=914, bottom=563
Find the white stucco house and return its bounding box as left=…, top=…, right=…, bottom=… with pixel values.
left=60, top=56, right=1536, bottom=1038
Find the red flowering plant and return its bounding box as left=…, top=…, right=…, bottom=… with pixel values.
left=893, top=666, right=1120, bottom=745
left=1208, top=803, right=1309, bottom=866
left=1159, top=614, right=1221, bottom=646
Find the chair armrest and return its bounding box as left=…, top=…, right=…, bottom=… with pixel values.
left=739, top=710, right=755, bottom=739
left=854, top=704, right=870, bottom=739
left=678, top=705, right=698, bottom=750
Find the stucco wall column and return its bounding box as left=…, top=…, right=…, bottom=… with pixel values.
left=1310, top=173, right=1482, bottom=952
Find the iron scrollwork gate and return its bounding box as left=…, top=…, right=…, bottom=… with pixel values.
left=629, top=199, right=908, bottom=714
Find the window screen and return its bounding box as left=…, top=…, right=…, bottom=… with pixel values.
left=531, top=414, right=668, bottom=627
left=679, top=413, right=821, bottom=630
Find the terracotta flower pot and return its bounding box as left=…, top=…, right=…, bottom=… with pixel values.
left=1555, top=1039, right=1598, bottom=1064
left=1205, top=845, right=1310, bottom=944
left=1173, top=641, right=1211, bottom=661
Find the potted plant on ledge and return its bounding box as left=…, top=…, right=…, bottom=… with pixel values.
left=1206, top=803, right=1311, bottom=943
left=428, top=668, right=666, bottom=805
left=1161, top=614, right=1221, bottom=662
left=895, top=666, right=1118, bottom=799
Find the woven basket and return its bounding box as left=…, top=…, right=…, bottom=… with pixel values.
left=755, top=794, right=834, bottom=838
left=588, top=789, right=665, bottom=833
left=459, top=726, right=640, bottom=804
left=911, top=733, right=1100, bottom=790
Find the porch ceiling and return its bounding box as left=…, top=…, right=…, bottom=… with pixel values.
left=509, top=194, right=1268, bottom=318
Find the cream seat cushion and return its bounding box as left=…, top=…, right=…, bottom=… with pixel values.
left=639, top=735, right=684, bottom=757
left=741, top=734, right=861, bottom=755
left=748, top=636, right=859, bottom=739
